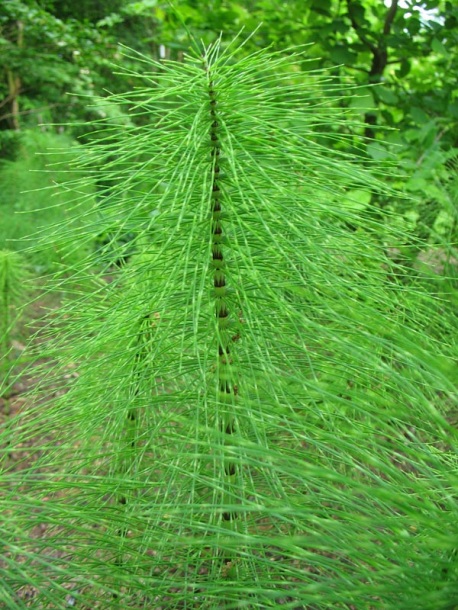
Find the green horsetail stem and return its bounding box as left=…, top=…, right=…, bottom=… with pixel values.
left=205, top=54, right=241, bottom=553
left=114, top=313, right=152, bottom=573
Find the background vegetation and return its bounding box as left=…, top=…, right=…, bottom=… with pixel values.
left=0, top=1, right=457, bottom=609
left=1, top=0, right=458, bottom=271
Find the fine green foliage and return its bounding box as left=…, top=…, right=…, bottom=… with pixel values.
left=0, top=249, right=29, bottom=357
left=0, top=130, right=96, bottom=271
left=1, top=37, right=457, bottom=609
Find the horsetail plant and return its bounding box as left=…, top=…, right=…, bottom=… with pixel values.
left=114, top=309, right=157, bottom=575
left=1, top=35, right=457, bottom=609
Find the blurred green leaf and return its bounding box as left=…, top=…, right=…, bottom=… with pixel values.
left=376, top=86, right=399, bottom=105
left=342, top=188, right=372, bottom=211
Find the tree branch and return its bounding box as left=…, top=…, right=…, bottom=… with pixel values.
left=383, top=0, right=399, bottom=35
left=0, top=93, right=17, bottom=111
left=0, top=102, right=62, bottom=123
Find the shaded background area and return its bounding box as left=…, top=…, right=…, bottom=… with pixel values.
left=1, top=0, right=457, bottom=277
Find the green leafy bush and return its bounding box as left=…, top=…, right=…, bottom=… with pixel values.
left=1, top=38, right=457, bottom=609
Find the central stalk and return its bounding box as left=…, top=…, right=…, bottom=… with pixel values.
left=205, top=61, right=239, bottom=527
